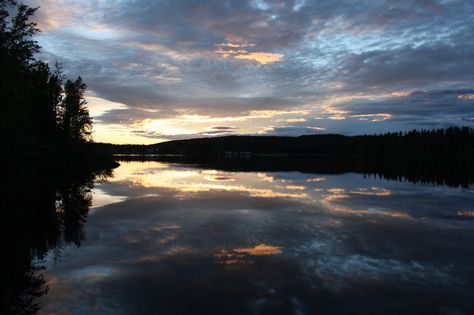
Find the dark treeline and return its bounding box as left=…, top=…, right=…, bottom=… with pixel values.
left=92, top=143, right=150, bottom=155
left=0, top=163, right=114, bottom=314
left=1, top=2, right=116, bottom=313
left=1, top=0, right=110, bottom=165
left=96, top=127, right=474, bottom=158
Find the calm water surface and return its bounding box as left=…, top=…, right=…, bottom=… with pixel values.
left=37, top=161, right=474, bottom=314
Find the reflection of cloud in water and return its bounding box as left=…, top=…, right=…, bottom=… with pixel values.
left=306, top=177, right=326, bottom=182
left=95, top=161, right=474, bottom=220
left=91, top=188, right=127, bottom=209
left=203, top=175, right=236, bottom=182
left=149, top=224, right=181, bottom=232
left=318, top=187, right=411, bottom=219
left=307, top=254, right=454, bottom=287
left=351, top=187, right=392, bottom=196
left=133, top=247, right=194, bottom=264
left=216, top=244, right=282, bottom=265
left=37, top=161, right=474, bottom=314
left=234, top=244, right=282, bottom=256
left=257, top=173, right=291, bottom=183
left=283, top=185, right=306, bottom=190
left=458, top=210, right=474, bottom=217
left=201, top=170, right=236, bottom=182
left=129, top=179, right=308, bottom=199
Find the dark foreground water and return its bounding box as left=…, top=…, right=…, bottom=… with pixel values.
left=5, top=160, right=474, bottom=314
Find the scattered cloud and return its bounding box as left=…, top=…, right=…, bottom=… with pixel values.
left=28, top=0, right=474, bottom=143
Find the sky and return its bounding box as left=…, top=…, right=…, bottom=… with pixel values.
left=29, top=0, right=474, bottom=144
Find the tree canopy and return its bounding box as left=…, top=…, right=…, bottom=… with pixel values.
left=1, top=0, right=93, bottom=162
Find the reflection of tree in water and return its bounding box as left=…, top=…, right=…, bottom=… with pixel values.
left=56, top=182, right=93, bottom=247
left=1, top=166, right=113, bottom=314
left=140, top=155, right=474, bottom=188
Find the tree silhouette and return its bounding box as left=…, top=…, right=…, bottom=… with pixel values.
left=1, top=0, right=40, bottom=151
left=0, top=1, right=39, bottom=64
left=60, top=76, right=92, bottom=142
left=0, top=2, right=112, bottom=312
left=1, top=0, right=101, bottom=163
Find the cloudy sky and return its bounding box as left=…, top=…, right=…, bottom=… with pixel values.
left=30, top=0, right=474, bottom=144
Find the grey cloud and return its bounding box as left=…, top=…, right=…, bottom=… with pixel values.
left=207, top=126, right=238, bottom=131
left=263, top=126, right=324, bottom=136
left=334, top=88, right=474, bottom=118
left=98, top=0, right=465, bottom=51
left=338, top=42, right=474, bottom=90
left=94, top=108, right=179, bottom=125
left=95, top=96, right=302, bottom=124
left=28, top=0, right=474, bottom=138
left=131, top=127, right=240, bottom=141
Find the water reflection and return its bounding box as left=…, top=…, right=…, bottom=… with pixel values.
left=1, top=166, right=113, bottom=314
left=100, top=161, right=474, bottom=220
left=216, top=244, right=283, bottom=265
left=5, top=160, right=474, bottom=314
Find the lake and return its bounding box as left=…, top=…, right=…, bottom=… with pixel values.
left=17, top=160, right=474, bottom=314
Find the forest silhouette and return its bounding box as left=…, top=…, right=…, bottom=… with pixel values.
left=0, top=0, right=111, bottom=166
left=96, top=126, right=474, bottom=159
left=1, top=2, right=115, bottom=313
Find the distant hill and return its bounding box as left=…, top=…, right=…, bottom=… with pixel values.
left=93, top=127, right=474, bottom=158
left=150, top=135, right=353, bottom=156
